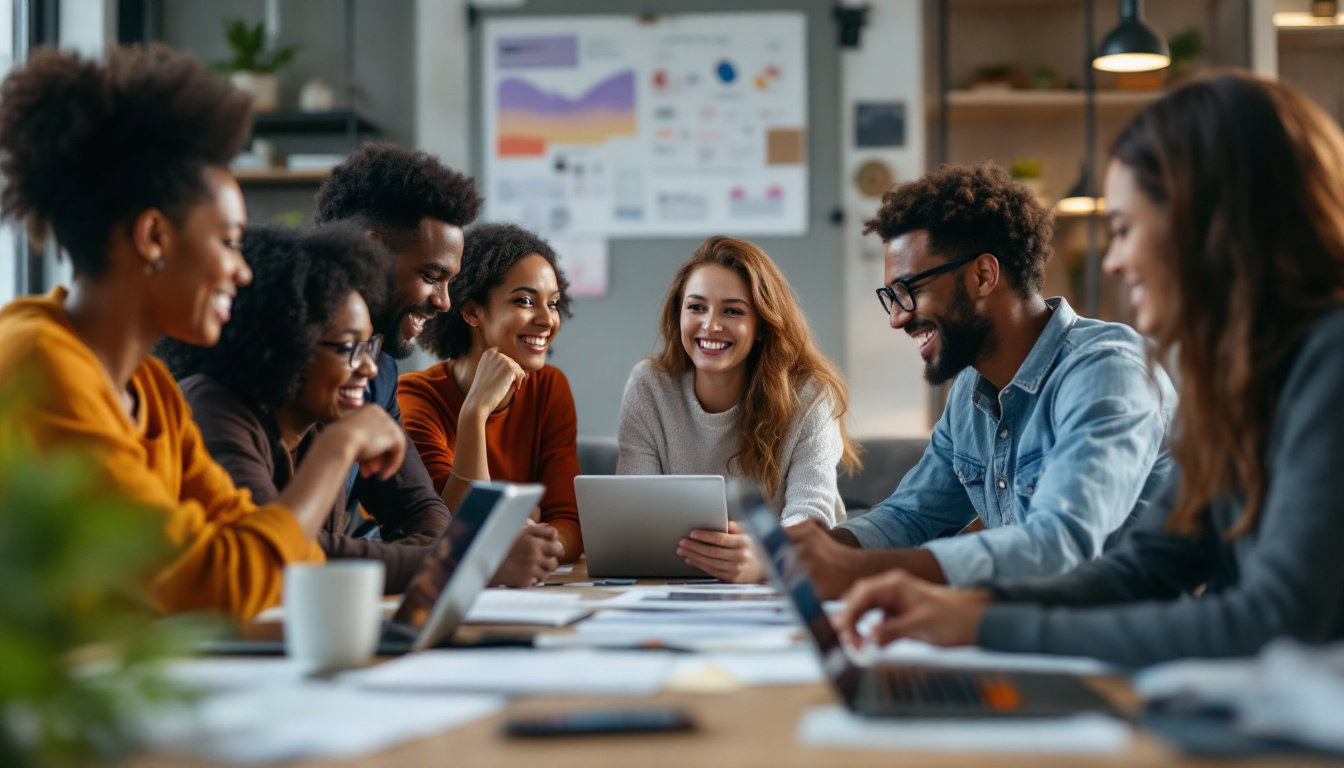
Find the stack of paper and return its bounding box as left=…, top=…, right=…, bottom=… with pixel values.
left=343, top=648, right=678, bottom=695
left=464, top=588, right=592, bottom=626
left=797, top=707, right=1131, bottom=753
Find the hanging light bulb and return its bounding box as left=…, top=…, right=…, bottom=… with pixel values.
left=1093, top=0, right=1170, bottom=73
left=1056, top=162, right=1105, bottom=215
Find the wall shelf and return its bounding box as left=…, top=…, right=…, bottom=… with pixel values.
left=251, top=109, right=379, bottom=136
left=233, top=168, right=331, bottom=186
left=940, top=88, right=1163, bottom=122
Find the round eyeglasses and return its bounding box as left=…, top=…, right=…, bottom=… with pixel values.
left=316, top=334, right=384, bottom=368
left=876, top=254, right=979, bottom=314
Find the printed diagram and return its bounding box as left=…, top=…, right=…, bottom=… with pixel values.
left=482, top=13, right=808, bottom=238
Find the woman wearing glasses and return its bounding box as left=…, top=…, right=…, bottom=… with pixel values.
left=616, top=236, right=862, bottom=582
left=157, top=226, right=434, bottom=593
left=0, top=46, right=404, bottom=619
left=839, top=73, right=1344, bottom=666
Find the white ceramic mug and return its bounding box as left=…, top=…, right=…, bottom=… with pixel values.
left=283, top=560, right=385, bottom=674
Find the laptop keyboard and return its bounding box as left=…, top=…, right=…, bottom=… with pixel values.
left=875, top=669, right=1022, bottom=711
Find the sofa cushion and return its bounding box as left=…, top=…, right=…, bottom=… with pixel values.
left=575, top=435, right=929, bottom=515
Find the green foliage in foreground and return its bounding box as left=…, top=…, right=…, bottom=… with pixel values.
left=0, top=376, right=218, bottom=766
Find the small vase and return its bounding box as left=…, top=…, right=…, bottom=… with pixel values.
left=299, top=78, right=335, bottom=112
left=230, top=71, right=279, bottom=112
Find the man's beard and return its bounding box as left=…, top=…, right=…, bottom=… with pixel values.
left=921, top=282, right=994, bottom=385
left=376, top=302, right=437, bottom=360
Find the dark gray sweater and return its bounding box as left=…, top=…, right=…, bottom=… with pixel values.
left=977, top=309, right=1344, bottom=668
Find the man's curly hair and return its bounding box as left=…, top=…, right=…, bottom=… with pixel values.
left=420, top=223, right=572, bottom=360
left=313, top=142, right=482, bottom=236
left=155, top=224, right=392, bottom=414
left=864, top=163, right=1053, bottom=296
left=0, top=44, right=252, bottom=276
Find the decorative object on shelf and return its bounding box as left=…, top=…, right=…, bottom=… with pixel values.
left=1313, top=0, right=1338, bottom=18
left=213, top=18, right=300, bottom=112
left=1167, top=27, right=1206, bottom=80
left=1094, top=0, right=1170, bottom=73
left=299, top=77, right=336, bottom=112
left=854, top=159, right=895, bottom=198
left=1031, top=67, right=1061, bottom=90
left=968, top=64, right=1022, bottom=91
left=1009, top=156, right=1047, bottom=204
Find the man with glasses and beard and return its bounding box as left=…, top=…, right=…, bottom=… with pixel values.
left=313, top=144, right=561, bottom=586
left=789, top=163, right=1176, bottom=598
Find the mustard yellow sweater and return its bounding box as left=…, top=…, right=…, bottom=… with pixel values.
left=0, top=288, right=322, bottom=619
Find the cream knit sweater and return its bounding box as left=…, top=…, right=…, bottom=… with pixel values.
left=615, top=359, right=846, bottom=526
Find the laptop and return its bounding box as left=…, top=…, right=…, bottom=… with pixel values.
left=205, top=481, right=542, bottom=655
left=575, top=475, right=728, bottom=578
left=736, top=497, right=1116, bottom=717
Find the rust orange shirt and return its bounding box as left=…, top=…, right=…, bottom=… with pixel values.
left=398, top=363, right=583, bottom=561
left=0, top=289, right=322, bottom=620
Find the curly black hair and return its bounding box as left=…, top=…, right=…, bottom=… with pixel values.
left=419, top=223, right=572, bottom=360
left=0, top=44, right=252, bottom=276
left=313, top=142, right=483, bottom=238
left=154, top=224, right=392, bottom=414
left=864, top=163, right=1053, bottom=297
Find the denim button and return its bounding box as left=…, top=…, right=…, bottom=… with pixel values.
left=997, top=478, right=1007, bottom=490
left=999, top=429, right=1008, bottom=439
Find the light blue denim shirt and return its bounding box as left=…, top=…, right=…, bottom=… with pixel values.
left=839, top=297, right=1176, bottom=586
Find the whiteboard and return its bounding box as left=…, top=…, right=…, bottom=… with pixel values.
left=480, top=12, right=809, bottom=237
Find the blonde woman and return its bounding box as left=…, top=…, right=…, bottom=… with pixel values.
left=617, top=236, right=861, bottom=582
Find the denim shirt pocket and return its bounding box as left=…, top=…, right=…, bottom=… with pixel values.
left=952, top=453, right=987, bottom=519
left=1012, top=451, right=1046, bottom=524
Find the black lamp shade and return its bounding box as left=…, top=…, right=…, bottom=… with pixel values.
left=1093, top=0, right=1170, bottom=73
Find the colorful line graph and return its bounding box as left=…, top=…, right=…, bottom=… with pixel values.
left=497, top=70, right=636, bottom=157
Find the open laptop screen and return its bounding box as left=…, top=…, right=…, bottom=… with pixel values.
left=739, top=500, right=858, bottom=697
left=389, top=485, right=503, bottom=633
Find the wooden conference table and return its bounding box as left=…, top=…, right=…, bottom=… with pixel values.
left=137, top=563, right=1327, bottom=768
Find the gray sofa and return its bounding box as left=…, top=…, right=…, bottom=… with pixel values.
left=575, top=436, right=929, bottom=515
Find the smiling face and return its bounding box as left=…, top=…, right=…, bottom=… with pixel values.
left=1101, top=159, right=1176, bottom=336
left=883, top=230, right=994, bottom=385
left=465, top=254, right=562, bottom=372
left=292, top=290, right=379, bottom=426
left=381, top=217, right=465, bottom=358
left=149, top=165, right=250, bottom=346
left=678, top=264, right=759, bottom=377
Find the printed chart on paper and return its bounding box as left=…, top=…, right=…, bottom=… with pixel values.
left=481, top=12, right=809, bottom=238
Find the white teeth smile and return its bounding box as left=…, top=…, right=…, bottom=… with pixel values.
left=914, top=329, right=935, bottom=347
left=213, top=293, right=232, bottom=316
left=339, top=387, right=364, bottom=405
left=521, top=335, right=549, bottom=350
left=697, top=339, right=729, bottom=351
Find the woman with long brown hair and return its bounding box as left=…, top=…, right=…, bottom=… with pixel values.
left=617, top=236, right=861, bottom=582
left=836, top=73, right=1344, bottom=667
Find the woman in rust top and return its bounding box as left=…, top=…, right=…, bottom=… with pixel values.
left=400, top=224, right=581, bottom=573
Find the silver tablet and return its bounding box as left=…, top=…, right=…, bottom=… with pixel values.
left=575, top=474, right=728, bottom=578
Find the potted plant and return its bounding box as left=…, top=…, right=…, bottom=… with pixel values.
left=0, top=375, right=216, bottom=764
left=213, top=19, right=299, bottom=112
left=1010, top=156, right=1047, bottom=204
left=1167, top=27, right=1206, bottom=82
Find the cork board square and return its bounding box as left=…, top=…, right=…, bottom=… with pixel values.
left=766, top=128, right=805, bottom=165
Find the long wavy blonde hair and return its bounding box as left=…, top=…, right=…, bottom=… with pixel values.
left=653, top=236, right=861, bottom=498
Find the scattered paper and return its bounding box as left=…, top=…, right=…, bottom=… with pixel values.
left=140, top=680, right=503, bottom=764
left=159, top=657, right=306, bottom=693
left=587, top=608, right=794, bottom=625
left=537, top=623, right=799, bottom=652
left=797, top=707, right=1131, bottom=753
left=672, top=649, right=823, bottom=687
left=344, top=648, right=678, bottom=695
left=598, top=587, right=788, bottom=611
